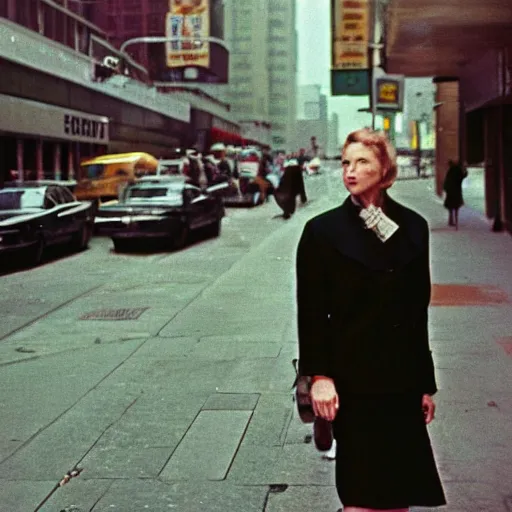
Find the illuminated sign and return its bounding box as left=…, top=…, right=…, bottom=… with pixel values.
left=374, top=75, right=405, bottom=111
left=166, top=0, right=210, bottom=69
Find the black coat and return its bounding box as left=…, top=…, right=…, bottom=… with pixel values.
left=443, top=163, right=467, bottom=209
left=275, top=165, right=307, bottom=215
left=296, top=195, right=438, bottom=396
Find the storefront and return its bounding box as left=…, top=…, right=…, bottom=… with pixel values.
left=0, top=93, right=109, bottom=183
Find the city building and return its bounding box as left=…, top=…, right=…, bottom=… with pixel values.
left=382, top=0, right=512, bottom=232
left=0, top=0, right=247, bottom=183
left=88, top=0, right=245, bottom=153
left=327, top=113, right=340, bottom=158
left=294, top=85, right=329, bottom=156
left=394, top=78, right=436, bottom=151
left=223, top=0, right=298, bottom=151
left=267, top=0, right=298, bottom=152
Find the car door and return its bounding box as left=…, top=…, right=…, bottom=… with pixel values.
left=41, top=187, right=62, bottom=245
left=183, top=186, right=208, bottom=229
left=56, top=186, right=86, bottom=238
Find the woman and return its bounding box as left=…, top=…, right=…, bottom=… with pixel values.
left=443, top=160, right=467, bottom=229
left=296, top=128, right=446, bottom=512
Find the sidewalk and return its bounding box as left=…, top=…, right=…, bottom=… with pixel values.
left=0, top=176, right=510, bottom=512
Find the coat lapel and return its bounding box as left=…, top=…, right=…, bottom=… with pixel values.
left=314, top=195, right=426, bottom=271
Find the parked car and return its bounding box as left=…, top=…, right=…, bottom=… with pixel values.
left=0, top=181, right=95, bottom=266
left=94, top=177, right=226, bottom=252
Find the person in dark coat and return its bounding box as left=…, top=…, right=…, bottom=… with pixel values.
left=275, top=159, right=308, bottom=219
left=443, top=160, right=467, bottom=228
left=296, top=128, right=446, bottom=512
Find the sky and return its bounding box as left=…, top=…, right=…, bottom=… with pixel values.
left=295, top=0, right=373, bottom=143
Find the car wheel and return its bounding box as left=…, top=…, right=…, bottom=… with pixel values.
left=209, top=218, right=221, bottom=238
left=113, top=238, right=130, bottom=253
left=173, top=224, right=189, bottom=250
left=28, top=237, right=45, bottom=267
left=74, top=223, right=93, bottom=251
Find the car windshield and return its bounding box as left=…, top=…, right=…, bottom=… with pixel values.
left=125, top=186, right=183, bottom=205
left=83, top=164, right=105, bottom=180
left=0, top=189, right=45, bottom=210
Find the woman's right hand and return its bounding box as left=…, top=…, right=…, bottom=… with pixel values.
left=311, top=377, right=339, bottom=422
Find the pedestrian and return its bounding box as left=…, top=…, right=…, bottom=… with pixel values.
left=275, top=159, right=308, bottom=219
left=443, top=159, right=467, bottom=229
left=296, top=128, right=446, bottom=512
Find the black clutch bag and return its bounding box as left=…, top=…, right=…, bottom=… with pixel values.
left=292, top=358, right=315, bottom=423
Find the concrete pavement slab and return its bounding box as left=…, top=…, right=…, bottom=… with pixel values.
left=160, top=410, right=252, bottom=481
left=202, top=393, right=260, bottom=410
left=226, top=442, right=336, bottom=486
left=265, top=485, right=340, bottom=512
left=0, top=340, right=142, bottom=449
left=191, top=338, right=282, bottom=361
left=130, top=336, right=199, bottom=359
left=80, top=445, right=171, bottom=478
left=93, top=480, right=268, bottom=512
left=0, top=479, right=67, bottom=512
left=36, top=478, right=113, bottom=512
left=0, top=384, right=143, bottom=480
left=217, top=353, right=296, bottom=394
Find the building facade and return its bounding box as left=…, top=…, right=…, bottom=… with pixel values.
left=267, top=0, right=298, bottom=152
left=294, top=85, right=329, bottom=156
left=92, top=0, right=247, bottom=152
left=0, top=0, right=251, bottom=183
left=383, top=0, right=512, bottom=233
left=224, top=0, right=298, bottom=151
left=224, top=0, right=271, bottom=122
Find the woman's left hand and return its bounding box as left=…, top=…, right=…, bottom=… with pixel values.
left=422, top=394, right=436, bottom=424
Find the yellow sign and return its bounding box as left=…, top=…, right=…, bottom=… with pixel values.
left=166, top=0, right=210, bottom=68
left=377, top=81, right=399, bottom=104
left=332, top=0, right=369, bottom=70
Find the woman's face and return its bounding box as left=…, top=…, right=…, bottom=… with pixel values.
left=342, top=142, right=384, bottom=197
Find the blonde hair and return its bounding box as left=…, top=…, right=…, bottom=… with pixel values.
left=342, top=128, right=398, bottom=189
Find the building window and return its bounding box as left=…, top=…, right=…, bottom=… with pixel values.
left=269, top=19, right=285, bottom=29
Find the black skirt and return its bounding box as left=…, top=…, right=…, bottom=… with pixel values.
left=333, top=393, right=446, bottom=510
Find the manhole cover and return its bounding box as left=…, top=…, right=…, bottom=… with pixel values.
left=80, top=307, right=149, bottom=321
left=431, top=284, right=509, bottom=306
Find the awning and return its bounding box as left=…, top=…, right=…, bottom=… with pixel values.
left=385, top=0, right=512, bottom=77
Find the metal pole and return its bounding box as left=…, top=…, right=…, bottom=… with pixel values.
left=120, top=36, right=230, bottom=55
left=370, top=0, right=381, bottom=130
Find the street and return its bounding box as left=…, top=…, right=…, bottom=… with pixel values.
left=1, top=165, right=511, bottom=512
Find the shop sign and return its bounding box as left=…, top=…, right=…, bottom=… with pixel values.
left=0, top=94, right=109, bottom=143
left=166, top=0, right=211, bottom=69
left=64, top=114, right=107, bottom=141
left=332, top=0, right=370, bottom=70
left=331, top=69, right=370, bottom=96
left=373, top=75, right=404, bottom=111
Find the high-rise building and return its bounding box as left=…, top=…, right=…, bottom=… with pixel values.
left=224, top=0, right=297, bottom=151
left=224, top=0, right=270, bottom=121
left=327, top=113, right=340, bottom=158
left=267, top=0, right=298, bottom=151
left=294, top=84, right=329, bottom=156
